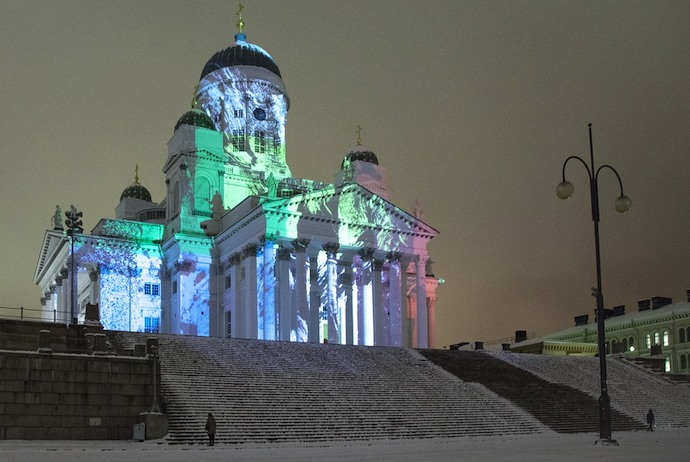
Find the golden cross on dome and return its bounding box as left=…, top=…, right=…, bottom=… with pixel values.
left=134, top=165, right=140, bottom=184
left=356, top=125, right=363, bottom=145
left=236, top=3, right=245, bottom=33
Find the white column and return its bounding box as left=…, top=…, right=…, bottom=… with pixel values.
left=262, top=237, right=276, bottom=341
left=277, top=246, right=292, bottom=341
left=226, top=253, right=241, bottom=338
left=388, top=252, right=402, bottom=347
left=308, top=253, right=320, bottom=343
left=415, top=255, right=429, bottom=348
left=323, top=243, right=339, bottom=344
left=241, top=244, right=258, bottom=339
left=342, top=266, right=354, bottom=345
left=372, top=259, right=385, bottom=346
left=358, top=249, right=374, bottom=346
left=293, top=239, right=310, bottom=342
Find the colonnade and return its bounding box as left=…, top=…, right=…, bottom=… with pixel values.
left=222, top=237, right=434, bottom=348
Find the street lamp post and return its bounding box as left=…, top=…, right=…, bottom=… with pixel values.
left=64, top=205, right=83, bottom=325
left=556, top=123, right=631, bottom=442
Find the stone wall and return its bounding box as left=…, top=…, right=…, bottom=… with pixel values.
left=0, top=350, right=156, bottom=440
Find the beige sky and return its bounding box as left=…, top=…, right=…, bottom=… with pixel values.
left=1, top=0, right=689, bottom=347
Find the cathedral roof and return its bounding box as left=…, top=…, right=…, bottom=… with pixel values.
left=342, top=144, right=379, bottom=169
left=200, top=33, right=282, bottom=81
left=120, top=166, right=152, bottom=202
left=174, top=108, right=216, bottom=132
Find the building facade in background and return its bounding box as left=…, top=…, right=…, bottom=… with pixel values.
left=33, top=17, right=441, bottom=348
left=512, top=294, right=690, bottom=374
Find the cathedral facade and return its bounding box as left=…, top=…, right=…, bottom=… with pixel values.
left=34, top=19, right=440, bottom=348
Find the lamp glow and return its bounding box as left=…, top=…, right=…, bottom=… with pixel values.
left=556, top=181, right=574, bottom=200
left=615, top=195, right=632, bottom=213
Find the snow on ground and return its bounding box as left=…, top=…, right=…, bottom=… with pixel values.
left=1, top=429, right=688, bottom=462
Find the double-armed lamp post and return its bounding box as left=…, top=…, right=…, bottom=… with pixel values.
left=556, top=123, right=631, bottom=442
left=65, top=205, right=83, bottom=325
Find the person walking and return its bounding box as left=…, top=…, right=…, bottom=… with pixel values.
left=205, top=412, right=217, bottom=445
left=646, top=409, right=655, bottom=431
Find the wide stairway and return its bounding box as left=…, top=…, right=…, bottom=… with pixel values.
left=492, top=351, right=690, bottom=428
left=421, top=350, right=646, bottom=433
left=112, top=333, right=546, bottom=444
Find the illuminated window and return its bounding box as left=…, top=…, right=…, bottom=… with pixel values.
left=654, top=332, right=660, bottom=345
left=172, top=182, right=180, bottom=214
left=144, top=317, right=160, bottom=333
left=645, top=334, right=651, bottom=349
left=232, top=129, right=246, bottom=151
left=680, top=328, right=687, bottom=344
left=144, top=283, right=160, bottom=296
left=629, top=336, right=635, bottom=349
left=664, top=357, right=671, bottom=372
left=256, top=131, right=267, bottom=154
left=663, top=331, right=669, bottom=346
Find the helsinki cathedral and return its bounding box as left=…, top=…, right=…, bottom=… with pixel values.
left=33, top=9, right=441, bottom=348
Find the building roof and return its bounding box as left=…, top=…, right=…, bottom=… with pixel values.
left=546, top=300, right=690, bottom=340
left=200, top=33, right=282, bottom=81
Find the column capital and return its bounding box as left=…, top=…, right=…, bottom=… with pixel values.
left=358, top=248, right=375, bottom=260
left=323, top=242, right=339, bottom=257
left=229, top=252, right=242, bottom=266
left=261, top=233, right=277, bottom=244
left=242, top=244, right=259, bottom=259
left=386, top=251, right=402, bottom=263
left=293, top=238, right=310, bottom=251
left=277, top=248, right=292, bottom=261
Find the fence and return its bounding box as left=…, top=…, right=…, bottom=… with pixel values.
left=0, top=306, right=70, bottom=323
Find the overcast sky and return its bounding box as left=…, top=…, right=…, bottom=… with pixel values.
left=1, top=0, right=688, bottom=348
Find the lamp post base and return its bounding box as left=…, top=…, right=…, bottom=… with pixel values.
left=594, top=438, right=619, bottom=446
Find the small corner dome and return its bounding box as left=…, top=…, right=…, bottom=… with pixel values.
left=342, top=145, right=379, bottom=169
left=120, top=183, right=152, bottom=202
left=174, top=108, right=216, bottom=132
left=200, top=33, right=282, bottom=81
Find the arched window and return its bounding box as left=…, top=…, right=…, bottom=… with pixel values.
left=686, top=327, right=690, bottom=342
left=679, top=327, right=686, bottom=344
left=622, top=337, right=628, bottom=352
left=645, top=333, right=652, bottom=349
left=662, top=330, right=669, bottom=347
left=654, top=332, right=660, bottom=345
left=664, top=356, right=671, bottom=373
left=629, top=336, right=635, bottom=350
left=172, top=182, right=180, bottom=215
left=681, top=354, right=687, bottom=370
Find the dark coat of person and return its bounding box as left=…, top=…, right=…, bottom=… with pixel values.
left=205, top=413, right=216, bottom=435
left=646, top=409, right=655, bottom=431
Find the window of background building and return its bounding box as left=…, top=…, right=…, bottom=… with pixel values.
left=679, top=328, right=686, bottom=344
left=654, top=332, right=660, bottom=345
left=663, top=330, right=670, bottom=347
left=681, top=354, right=687, bottom=370
left=144, top=316, right=160, bottom=333
left=664, top=356, right=671, bottom=372
left=645, top=333, right=652, bottom=349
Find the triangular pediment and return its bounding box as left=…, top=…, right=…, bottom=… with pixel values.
left=34, top=230, right=67, bottom=284
left=256, top=183, right=438, bottom=252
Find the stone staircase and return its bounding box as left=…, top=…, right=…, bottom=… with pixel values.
left=421, top=349, right=645, bottom=433
left=111, top=332, right=546, bottom=444
left=490, top=352, right=690, bottom=428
